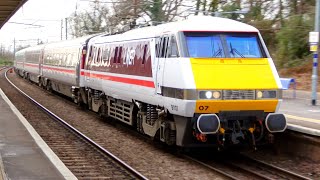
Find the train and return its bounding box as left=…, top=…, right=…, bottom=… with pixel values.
left=14, top=16, right=287, bottom=149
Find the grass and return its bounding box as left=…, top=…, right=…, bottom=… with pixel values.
left=0, top=58, right=13, bottom=66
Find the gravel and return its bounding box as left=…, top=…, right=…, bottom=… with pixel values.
left=4, top=71, right=320, bottom=179
left=3, top=71, right=225, bottom=179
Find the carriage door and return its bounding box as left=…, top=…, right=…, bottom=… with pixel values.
left=155, top=35, right=169, bottom=95
left=85, top=46, right=94, bottom=82
left=39, top=49, right=44, bottom=76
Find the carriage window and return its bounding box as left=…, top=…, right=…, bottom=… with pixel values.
left=118, top=46, right=122, bottom=63
left=88, top=46, right=94, bottom=62
left=155, top=43, right=159, bottom=57
left=89, top=46, right=92, bottom=57
left=63, top=54, right=67, bottom=66
left=54, top=54, right=58, bottom=64
left=96, top=48, right=101, bottom=63
left=99, top=48, right=103, bottom=63
left=103, top=47, right=110, bottom=61
left=67, top=54, right=72, bottom=66
left=72, top=53, right=77, bottom=66
left=114, top=47, right=118, bottom=63
left=59, top=54, right=63, bottom=66
left=142, top=45, right=147, bottom=64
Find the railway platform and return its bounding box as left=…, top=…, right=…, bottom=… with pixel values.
left=0, top=89, right=76, bottom=180
left=281, top=90, right=320, bottom=136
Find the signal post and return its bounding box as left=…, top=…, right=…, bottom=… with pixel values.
left=310, top=0, right=320, bottom=106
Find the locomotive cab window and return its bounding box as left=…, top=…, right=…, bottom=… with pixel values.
left=156, top=36, right=169, bottom=58
left=168, top=36, right=179, bottom=58
left=184, top=32, right=266, bottom=58
left=161, top=37, right=169, bottom=58
left=226, top=35, right=263, bottom=58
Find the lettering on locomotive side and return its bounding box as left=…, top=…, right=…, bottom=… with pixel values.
left=124, top=47, right=135, bottom=66
left=90, top=43, right=146, bottom=68
left=102, top=46, right=111, bottom=67
left=171, top=105, right=178, bottom=111
left=87, top=40, right=152, bottom=77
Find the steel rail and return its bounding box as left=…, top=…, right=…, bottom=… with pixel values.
left=185, top=152, right=311, bottom=180
left=5, top=68, right=148, bottom=180
left=182, top=155, right=241, bottom=180
left=238, top=153, right=312, bottom=180
left=0, top=66, right=8, bottom=71
left=222, top=161, right=278, bottom=180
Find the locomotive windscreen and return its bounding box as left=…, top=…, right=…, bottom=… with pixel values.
left=184, top=32, right=266, bottom=58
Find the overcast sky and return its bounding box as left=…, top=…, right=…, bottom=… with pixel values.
left=0, top=0, right=195, bottom=52
left=0, top=0, right=89, bottom=51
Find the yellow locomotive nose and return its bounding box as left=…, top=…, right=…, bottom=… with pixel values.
left=190, top=58, right=281, bottom=113
left=190, top=58, right=278, bottom=90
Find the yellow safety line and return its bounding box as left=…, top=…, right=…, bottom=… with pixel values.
left=285, top=114, right=320, bottom=124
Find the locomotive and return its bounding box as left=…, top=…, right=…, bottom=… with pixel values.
left=14, top=16, right=287, bottom=149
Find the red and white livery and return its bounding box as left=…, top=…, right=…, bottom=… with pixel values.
left=14, top=16, right=287, bottom=148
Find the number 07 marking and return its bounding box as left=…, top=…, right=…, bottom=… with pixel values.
left=198, top=106, right=209, bottom=111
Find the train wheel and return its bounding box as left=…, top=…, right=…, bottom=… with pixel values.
left=46, top=81, right=52, bottom=92
left=76, top=91, right=87, bottom=109
left=41, top=79, right=47, bottom=89
left=98, top=103, right=107, bottom=119
left=38, top=78, right=42, bottom=87
left=27, top=74, right=32, bottom=83
left=87, top=90, right=92, bottom=110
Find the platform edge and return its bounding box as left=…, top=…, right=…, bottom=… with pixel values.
left=0, top=150, right=7, bottom=180
left=287, top=123, right=320, bottom=136
left=0, top=88, right=77, bottom=180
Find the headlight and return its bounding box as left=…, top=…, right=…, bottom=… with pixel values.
left=256, top=90, right=277, bottom=99
left=199, top=90, right=221, bottom=99
left=205, top=91, right=212, bottom=99
left=212, top=91, right=221, bottom=99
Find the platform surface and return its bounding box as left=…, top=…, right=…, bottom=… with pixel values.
left=280, top=90, right=320, bottom=136
left=0, top=89, right=75, bottom=180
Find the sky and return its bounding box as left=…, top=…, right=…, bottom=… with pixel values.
left=0, top=0, right=209, bottom=52
left=0, top=0, right=89, bottom=51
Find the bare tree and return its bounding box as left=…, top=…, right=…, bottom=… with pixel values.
left=108, top=0, right=141, bottom=31
left=68, top=0, right=110, bottom=38
left=108, top=0, right=184, bottom=28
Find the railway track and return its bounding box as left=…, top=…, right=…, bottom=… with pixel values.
left=4, top=68, right=147, bottom=180
left=232, top=153, right=312, bottom=180
left=184, top=151, right=312, bottom=180
left=4, top=68, right=229, bottom=179
left=3, top=67, right=316, bottom=179
left=0, top=66, right=8, bottom=71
